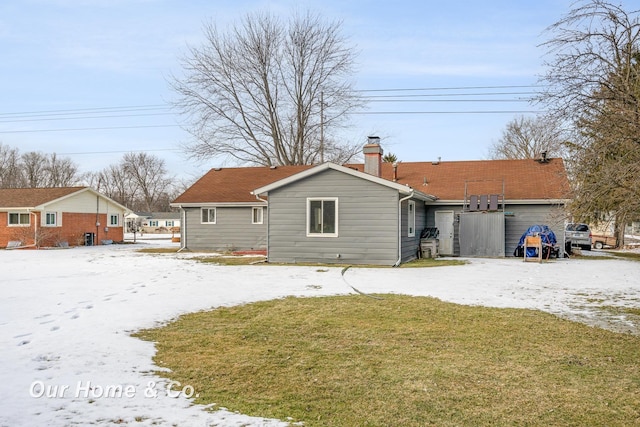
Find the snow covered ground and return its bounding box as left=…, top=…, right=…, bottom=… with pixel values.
left=1, top=237, right=639, bottom=427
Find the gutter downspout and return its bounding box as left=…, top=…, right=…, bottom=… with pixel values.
left=177, top=205, right=187, bottom=252
left=394, top=190, right=414, bottom=267
left=254, top=194, right=269, bottom=261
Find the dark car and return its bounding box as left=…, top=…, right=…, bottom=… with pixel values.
left=565, top=223, right=592, bottom=251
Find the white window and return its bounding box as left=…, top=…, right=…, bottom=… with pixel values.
left=307, top=198, right=338, bottom=237
left=45, top=212, right=58, bottom=226
left=408, top=200, right=416, bottom=237
left=110, top=214, right=119, bottom=226
left=8, top=212, right=30, bottom=226
left=149, top=220, right=159, bottom=227
left=166, top=220, right=174, bottom=227
left=201, top=208, right=216, bottom=224
left=252, top=207, right=263, bottom=224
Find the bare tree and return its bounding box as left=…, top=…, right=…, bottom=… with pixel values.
left=0, top=143, right=23, bottom=188
left=44, top=153, right=80, bottom=187
left=94, top=164, right=138, bottom=209
left=488, top=115, right=568, bottom=160
left=21, top=151, right=49, bottom=187
left=122, top=152, right=174, bottom=212
left=172, top=10, right=364, bottom=166
left=538, top=0, right=640, bottom=234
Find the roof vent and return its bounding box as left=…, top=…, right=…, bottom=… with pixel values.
left=432, top=157, right=441, bottom=165
left=214, top=167, right=222, bottom=171
left=270, top=166, right=277, bottom=169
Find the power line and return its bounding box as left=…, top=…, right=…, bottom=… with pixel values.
left=355, top=110, right=540, bottom=114
left=0, top=124, right=180, bottom=134
left=0, top=112, right=174, bottom=124
left=57, top=148, right=180, bottom=155
left=357, top=85, right=541, bottom=92
left=0, top=85, right=545, bottom=134
left=0, top=104, right=169, bottom=117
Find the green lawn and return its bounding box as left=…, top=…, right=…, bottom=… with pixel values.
left=134, top=295, right=640, bottom=426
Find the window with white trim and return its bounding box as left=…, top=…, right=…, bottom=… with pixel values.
left=252, top=207, right=263, bottom=224
left=8, top=212, right=30, bottom=226
left=166, top=220, right=174, bottom=227
left=307, top=198, right=338, bottom=237
left=45, top=212, right=58, bottom=226
left=149, top=220, right=158, bottom=227
left=201, top=208, right=216, bottom=224
left=408, top=200, right=416, bottom=237
left=110, top=214, right=120, bottom=226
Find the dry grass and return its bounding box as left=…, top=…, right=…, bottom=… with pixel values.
left=610, top=251, right=640, bottom=261
left=134, top=295, right=640, bottom=426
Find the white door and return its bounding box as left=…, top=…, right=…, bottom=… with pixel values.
left=435, top=210, right=455, bottom=255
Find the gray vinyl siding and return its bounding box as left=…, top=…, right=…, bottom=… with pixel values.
left=182, top=206, right=267, bottom=251
left=504, top=204, right=566, bottom=256
left=400, top=200, right=426, bottom=262
left=267, top=169, right=400, bottom=265
left=426, top=202, right=566, bottom=257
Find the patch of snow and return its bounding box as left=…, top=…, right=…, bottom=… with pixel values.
left=1, top=243, right=639, bottom=426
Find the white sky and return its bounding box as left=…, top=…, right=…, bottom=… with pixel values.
left=0, top=0, right=604, bottom=180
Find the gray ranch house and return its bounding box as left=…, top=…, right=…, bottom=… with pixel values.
left=171, top=140, right=571, bottom=264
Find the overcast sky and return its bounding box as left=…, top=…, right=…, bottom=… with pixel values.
left=1, top=0, right=604, bottom=180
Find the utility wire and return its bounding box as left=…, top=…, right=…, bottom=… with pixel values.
left=0, top=85, right=543, bottom=133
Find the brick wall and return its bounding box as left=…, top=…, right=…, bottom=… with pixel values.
left=0, top=212, right=124, bottom=248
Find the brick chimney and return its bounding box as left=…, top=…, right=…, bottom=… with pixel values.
left=363, top=136, right=383, bottom=177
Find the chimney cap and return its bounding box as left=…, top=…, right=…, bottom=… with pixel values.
left=367, top=136, right=381, bottom=144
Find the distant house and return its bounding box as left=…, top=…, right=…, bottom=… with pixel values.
left=125, top=212, right=180, bottom=234
left=0, top=187, right=129, bottom=248
left=171, top=139, right=571, bottom=264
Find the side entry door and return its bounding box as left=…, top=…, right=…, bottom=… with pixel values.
left=435, top=210, right=455, bottom=256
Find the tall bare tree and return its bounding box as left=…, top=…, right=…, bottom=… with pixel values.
left=172, top=11, right=364, bottom=166
left=92, top=164, right=137, bottom=209
left=0, top=143, right=23, bottom=188
left=21, top=151, right=49, bottom=188
left=122, top=152, right=173, bottom=212
left=538, top=0, right=640, bottom=234
left=44, top=153, right=80, bottom=187
left=488, top=115, right=567, bottom=160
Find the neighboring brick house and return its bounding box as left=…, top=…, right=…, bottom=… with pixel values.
left=0, top=187, right=129, bottom=248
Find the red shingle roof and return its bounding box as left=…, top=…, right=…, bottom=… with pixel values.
left=0, top=187, right=87, bottom=208
left=173, top=165, right=314, bottom=204
left=348, top=158, right=571, bottom=201
left=172, top=158, right=571, bottom=204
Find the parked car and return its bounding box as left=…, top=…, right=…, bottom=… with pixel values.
left=565, top=223, right=592, bottom=251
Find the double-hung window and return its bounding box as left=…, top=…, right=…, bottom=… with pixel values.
left=201, top=208, right=216, bottom=224
left=110, top=214, right=120, bottom=226
left=8, top=212, right=30, bottom=226
left=252, top=207, right=264, bottom=224
left=307, top=198, right=338, bottom=237
left=408, top=200, right=416, bottom=237
left=45, top=212, right=58, bottom=226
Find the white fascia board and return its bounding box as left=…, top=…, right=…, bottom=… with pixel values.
left=0, top=207, right=37, bottom=211
left=169, top=201, right=266, bottom=208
